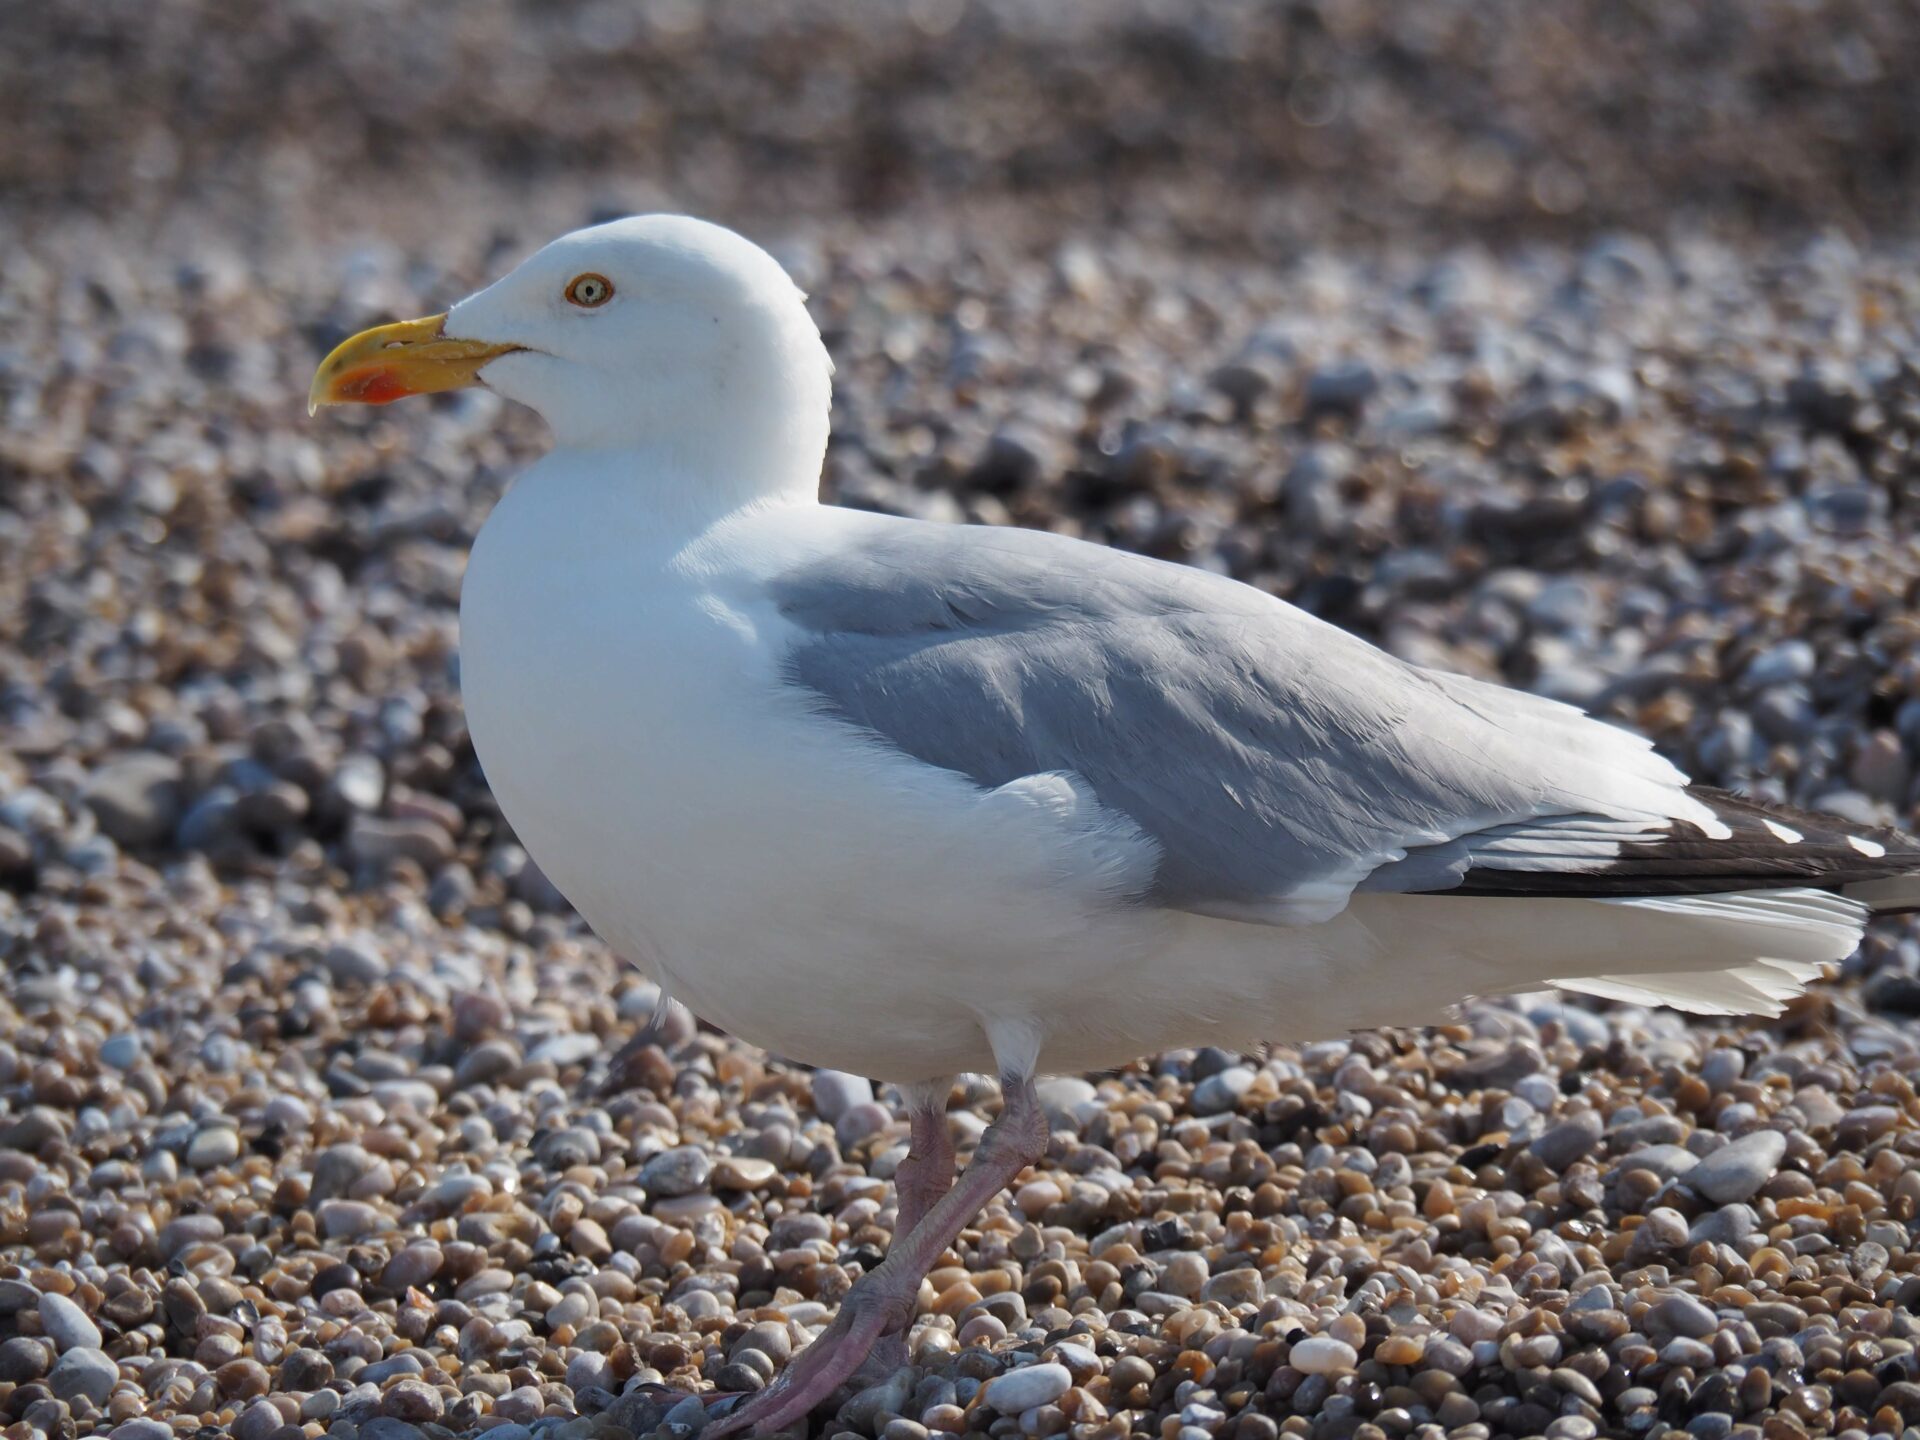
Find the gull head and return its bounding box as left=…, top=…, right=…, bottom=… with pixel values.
left=311, top=215, right=833, bottom=487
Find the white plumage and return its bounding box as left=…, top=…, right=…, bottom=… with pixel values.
left=363, top=214, right=1908, bottom=1083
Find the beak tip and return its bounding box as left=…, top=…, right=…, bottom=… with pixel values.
left=306, top=311, right=504, bottom=417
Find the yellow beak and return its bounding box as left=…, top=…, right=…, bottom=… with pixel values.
left=307, top=313, right=522, bottom=416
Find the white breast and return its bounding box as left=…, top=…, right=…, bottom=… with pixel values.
left=457, top=463, right=1169, bottom=1080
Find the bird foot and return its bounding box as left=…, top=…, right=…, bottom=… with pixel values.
left=603, top=1381, right=745, bottom=1437
left=703, top=1282, right=912, bottom=1438
left=849, top=1333, right=910, bottom=1388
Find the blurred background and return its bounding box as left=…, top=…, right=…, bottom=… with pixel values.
left=3, top=6, right=1920, bottom=1439
left=7, top=0, right=1920, bottom=243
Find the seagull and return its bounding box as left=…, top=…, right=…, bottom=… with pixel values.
left=313, top=214, right=1920, bottom=1432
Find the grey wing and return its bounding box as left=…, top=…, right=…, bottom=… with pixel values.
left=769, top=517, right=1859, bottom=924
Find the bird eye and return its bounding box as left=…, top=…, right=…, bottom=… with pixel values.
left=565, top=273, right=614, bottom=308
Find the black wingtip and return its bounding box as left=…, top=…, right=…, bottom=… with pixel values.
left=1448, top=785, right=1920, bottom=900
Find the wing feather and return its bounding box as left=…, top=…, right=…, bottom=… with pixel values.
left=771, top=517, right=1719, bottom=922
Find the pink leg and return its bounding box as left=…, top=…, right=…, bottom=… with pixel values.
left=855, top=1081, right=956, bottom=1381
left=707, top=1075, right=1048, bottom=1438
left=892, top=1086, right=958, bottom=1240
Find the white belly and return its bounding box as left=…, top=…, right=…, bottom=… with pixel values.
left=460, top=476, right=1198, bottom=1081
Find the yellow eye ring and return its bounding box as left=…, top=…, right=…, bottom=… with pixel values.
left=565, top=273, right=615, bottom=308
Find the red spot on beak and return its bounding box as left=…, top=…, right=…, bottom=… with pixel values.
left=337, top=368, right=415, bottom=406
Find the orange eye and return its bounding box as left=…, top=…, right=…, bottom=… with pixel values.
left=565, top=273, right=614, bottom=308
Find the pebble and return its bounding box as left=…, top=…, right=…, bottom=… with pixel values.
left=1288, top=1337, right=1359, bottom=1375
left=712, top=1155, right=778, bottom=1190
left=98, top=1033, right=143, bottom=1070
left=35, top=1290, right=102, bottom=1352
left=1531, top=1112, right=1603, bottom=1170
left=1189, top=1064, right=1254, bottom=1115
left=187, top=1124, right=242, bottom=1168
left=982, top=1362, right=1071, bottom=1413
left=1650, top=1294, right=1719, bottom=1339
left=383, top=1377, right=445, bottom=1421
left=640, top=1144, right=711, bottom=1196
left=0, top=1337, right=51, bottom=1382
left=811, top=1070, right=873, bottom=1122
left=535, top=1126, right=601, bottom=1168
left=83, top=752, right=184, bottom=846
left=48, top=1346, right=118, bottom=1405
left=1689, top=1129, right=1788, bottom=1203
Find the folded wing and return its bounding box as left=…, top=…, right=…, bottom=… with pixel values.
left=767, top=517, right=1920, bottom=925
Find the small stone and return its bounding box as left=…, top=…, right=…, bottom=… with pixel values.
left=0, top=1336, right=52, bottom=1382
left=712, top=1155, right=778, bottom=1190
left=1161, top=1252, right=1208, bottom=1297
left=568, top=1217, right=612, bottom=1261
left=566, top=1351, right=614, bottom=1394
left=232, top=1400, right=286, bottom=1440
left=1650, top=1294, right=1718, bottom=1339
left=311, top=1262, right=360, bottom=1298
left=453, top=1038, right=519, bottom=1087
left=158, top=1214, right=225, bottom=1258
left=983, top=1362, right=1071, bottom=1414
left=640, top=1145, right=711, bottom=1196
left=317, top=1199, right=386, bottom=1239
left=1688, top=1130, right=1787, bottom=1204
left=1200, top=1268, right=1263, bottom=1307
left=836, top=1101, right=893, bottom=1147
left=84, top=752, right=184, bottom=846
left=48, top=1346, right=118, bottom=1405
left=323, top=940, right=388, bottom=985
left=330, top=753, right=387, bottom=813
left=1634, top=1206, right=1691, bottom=1253
left=382, top=1243, right=445, bottom=1290
left=383, top=1378, right=445, bottom=1422
left=281, top=1349, right=333, bottom=1391
left=810, top=1070, right=873, bottom=1122
left=1375, top=1335, right=1425, bottom=1367
left=1190, top=1065, right=1255, bottom=1115
left=98, top=1034, right=144, bottom=1070
left=1616, top=1144, right=1698, bottom=1180
left=36, top=1291, right=102, bottom=1352
left=1530, top=1112, right=1603, bottom=1170
left=494, top=1386, right=546, bottom=1423
left=1303, top=360, right=1379, bottom=421
left=1288, top=1337, right=1359, bottom=1375
left=216, top=1357, right=271, bottom=1399
left=1014, top=1178, right=1062, bottom=1217
left=455, top=1268, right=514, bottom=1300
left=347, top=814, right=455, bottom=869
left=1035, top=1076, right=1097, bottom=1121
left=310, top=1143, right=377, bottom=1202
left=1689, top=1204, right=1757, bottom=1247
left=528, top=1031, right=598, bottom=1067
left=187, top=1124, right=242, bottom=1169
left=536, top=1126, right=602, bottom=1169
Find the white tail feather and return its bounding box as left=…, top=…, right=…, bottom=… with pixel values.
left=1547, top=888, right=1861, bottom=1016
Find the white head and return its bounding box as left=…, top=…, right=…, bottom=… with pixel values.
left=311, top=215, right=833, bottom=501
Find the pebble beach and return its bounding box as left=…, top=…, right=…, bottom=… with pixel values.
left=2, top=5, right=1919, bottom=1440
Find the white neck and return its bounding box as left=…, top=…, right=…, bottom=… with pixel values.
left=510, top=437, right=820, bottom=548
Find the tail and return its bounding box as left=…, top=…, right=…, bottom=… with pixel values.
left=1494, top=787, right=1920, bottom=1017
left=1551, top=887, right=1864, bottom=1016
